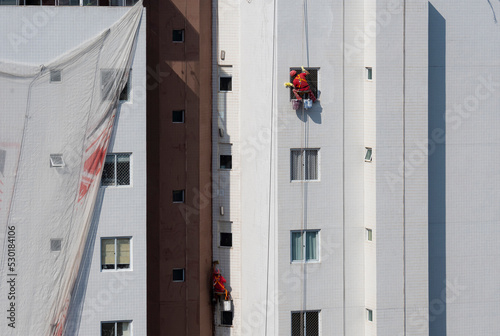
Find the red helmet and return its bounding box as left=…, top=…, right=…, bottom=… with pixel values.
left=290, top=70, right=297, bottom=77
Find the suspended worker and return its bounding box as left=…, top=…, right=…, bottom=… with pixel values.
left=212, top=268, right=229, bottom=300
left=285, top=66, right=317, bottom=103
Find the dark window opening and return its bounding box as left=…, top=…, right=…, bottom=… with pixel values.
left=25, top=0, right=40, bottom=4
left=366, top=67, right=373, bottom=80
left=220, top=232, right=232, bottom=247
left=173, top=29, right=184, bottom=42
left=173, top=268, right=185, bottom=282
left=220, top=155, right=232, bottom=169
left=289, top=68, right=318, bottom=100
left=51, top=239, right=62, bottom=252
left=173, top=190, right=185, bottom=203
left=119, top=72, right=131, bottom=102
left=172, top=110, right=185, bottom=123
left=221, top=311, right=233, bottom=326
left=50, top=70, right=61, bottom=82
left=220, top=77, right=232, bottom=91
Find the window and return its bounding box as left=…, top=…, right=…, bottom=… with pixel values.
left=366, top=228, right=373, bottom=241
left=172, top=110, right=185, bottom=123
left=111, top=0, right=138, bottom=5
left=220, top=233, right=232, bottom=247
left=101, top=238, right=131, bottom=270
left=101, top=321, right=131, bottom=336
left=50, top=70, right=61, bottom=83
left=101, top=153, right=131, bottom=186
left=291, top=311, right=319, bottom=336
left=51, top=239, right=62, bottom=252
left=220, top=155, right=232, bottom=169
left=221, top=311, right=233, bottom=326
left=173, top=190, right=185, bottom=203
left=289, top=67, right=319, bottom=100
left=291, top=149, right=319, bottom=181
left=365, top=147, right=372, bottom=162
left=291, top=230, right=319, bottom=262
left=50, top=154, right=65, bottom=168
left=366, top=67, right=373, bottom=80
left=219, top=76, right=232, bottom=91
left=173, top=29, right=184, bottom=42
left=0, top=0, right=18, bottom=4
left=366, top=309, right=373, bottom=322
left=119, top=71, right=131, bottom=102
left=172, top=268, right=185, bottom=282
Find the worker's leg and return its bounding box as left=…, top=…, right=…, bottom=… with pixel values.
left=293, top=89, right=302, bottom=100
left=308, top=90, right=317, bottom=102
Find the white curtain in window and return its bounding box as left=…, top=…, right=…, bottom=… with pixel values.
left=291, top=232, right=303, bottom=260
left=102, top=239, right=116, bottom=268
left=291, top=150, right=303, bottom=180
left=117, top=238, right=131, bottom=267
left=305, top=150, right=318, bottom=180
left=306, top=231, right=317, bottom=260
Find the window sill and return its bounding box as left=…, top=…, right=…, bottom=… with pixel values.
left=290, top=179, right=320, bottom=183
left=101, top=268, right=133, bottom=273
left=290, top=260, right=320, bottom=264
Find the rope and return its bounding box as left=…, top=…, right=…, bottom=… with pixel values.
left=264, top=0, right=277, bottom=334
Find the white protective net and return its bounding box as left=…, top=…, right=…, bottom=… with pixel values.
left=0, top=3, right=143, bottom=335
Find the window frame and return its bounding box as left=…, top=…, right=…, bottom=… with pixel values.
left=172, top=268, right=185, bottom=282
left=366, top=308, right=373, bottom=322
left=366, top=228, right=373, bottom=241
left=290, top=148, right=320, bottom=182
left=101, top=153, right=132, bottom=188
left=119, top=70, right=132, bottom=103
left=365, top=147, right=373, bottom=162
left=172, top=110, right=185, bottom=123
left=291, top=310, right=320, bottom=336
left=172, top=29, right=185, bottom=43
left=290, top=230, right=320, bottom=263
left=101, top=237, right=132, bottom=272
left=366, top=67, right=373, bottom=81
left=289, top=67, right=319, bottom=100
left=101, top=320, right=132, bottom=336
left=172, top=190, right=185, bottom=203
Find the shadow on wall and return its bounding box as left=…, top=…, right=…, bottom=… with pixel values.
left=64, top=190, right=105, bottom=335
left=428, top=3, right=446, bottom=335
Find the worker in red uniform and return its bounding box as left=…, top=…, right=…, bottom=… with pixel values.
left=290, top=67, right=316, bottom=102
left=213, top=268, right=229, bottom=300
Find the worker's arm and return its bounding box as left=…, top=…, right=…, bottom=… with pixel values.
left=301, top=66, right=309, bottom=75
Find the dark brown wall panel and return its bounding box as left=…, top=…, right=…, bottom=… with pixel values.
left=146, top=0, right=212, bottom=335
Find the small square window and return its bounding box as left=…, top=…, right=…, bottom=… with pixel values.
left=172, top=110, right=185, bottom=123
left=366, top=228, right=373, bottom=241
left=50, top=154, right=65, bottom=168
left=101, top=153, right=131, bottom=187
left=50, top=70, right=61, bottom=83
left=220, top=155, right=232, bottom=169
left=220, top=232, right=232, bottom=247
left=173, top=29, right=184, bottom=42
left=101, top=321, right=131, bottom=336
left=101, top=238, right=131, bottom=270
left=173, top=268, right=185, bottom=282
left=51, top=239, right=62, bottom=252
left=220, top=77, right=232, bottom=92
left=291, top=149, right=319, bottom=181
left=365, top=147, right=373, bottom=162
left=366, top=67, right=373, bottom=80
left=291, top=230, right=319, bottom=262
left=367, top=309, right=373, bottom=322
left=119, top=71, right=131, bottom=102
left=289, top=68, right=319, bottom=100
left=291, top=311, right=319, bottom=336
left=173, top=190, right=185, bottom=203
left=221, top=311, right=233, bottom=326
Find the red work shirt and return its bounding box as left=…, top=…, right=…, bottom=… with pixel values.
left=293, top=73, right=310, bottom=91
left=213, top=274, right=226, bottom=292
